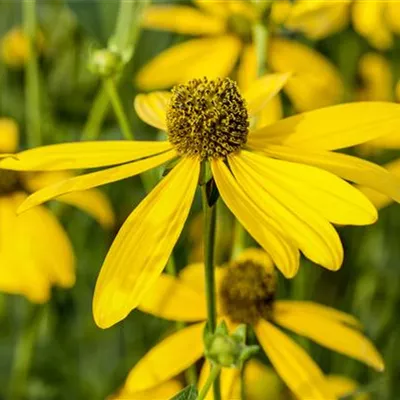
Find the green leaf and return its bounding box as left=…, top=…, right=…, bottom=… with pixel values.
left=169, top=385, right=198, bottom=400
left=64, top=0, right=118, bottom=44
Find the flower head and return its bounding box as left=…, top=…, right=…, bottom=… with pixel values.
left=2, top=77, right=400, bottom=327
left=125, top=248, right=384, bottom=400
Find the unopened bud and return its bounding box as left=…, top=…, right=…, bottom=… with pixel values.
left=88, top=49, right=121, bottom=78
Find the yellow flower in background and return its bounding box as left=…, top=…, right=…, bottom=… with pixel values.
left=352, top=0, right=400, bottom=50
left=123, top=249, right=383, bottom=400
left=2, top=76, right=400, bottom=328
left=108, top=379, right=182, bottom=400
left=0, top=118, right=114, bottom=302
left=136, top=0, right=344, bottom=111
left=271, top=0, right=351, bottom=40
left=1, top=27, right=44, bottom=68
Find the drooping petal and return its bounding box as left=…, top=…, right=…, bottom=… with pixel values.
left=255, top=319, right=335, bottom=400
left=256, top=95, right=283, bottom=128
left=363, top=131, right=400, bottom=149
left=237, top=44, right=257, bottom=91
left=275, top=301, right=361, bottom=328
left=23, top=171, right=115, bottom=228
left=193, top=0, right=231, bottom=18
left=0, top=118, right=19, bottom=153
left=357, top=158, right=400, bottom=210
left=237, top=150, right=377, bottom=225
left=0, top=140, right=173, bottom=171
left=244, top=73, right=291, bottom=117
left=268, top=38, right=343, bottom=111
left=93, top=157, right=199, bottom=328
left=274, top=304, right=384, bottom=371
left=134, top=92, right=170, bottom=131
left=326, top=375, right=359, bottom=399
left=124, top=323, right=205, bottom=392
left=220, top=368, right=240, bottom=400
left=136, top=36, right=241, bottom=90
left=211, top=158, right=300, bottom=278
left=249, top=102, right=400, bottom=150
left=111, top=380, right=183, bottom=400
left=17, top=150, right=177, bottom=214
left=251, top=144, right=400, bottom=204
left=142, top=5, right=226, bottom=35
left=138, top=273, right=207, bottom=321
left=229, top=153, right=343, bottom=270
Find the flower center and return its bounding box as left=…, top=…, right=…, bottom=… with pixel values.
left=166, top=77, right=249, bottom=160
left=227, top=13, right=252, bottom=43
left=0, top=169, right=21, bottom=195
left=219, top=259, right=276, bottom=325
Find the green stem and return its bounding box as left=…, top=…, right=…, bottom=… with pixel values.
left=23, top=0, right=41, bottom=147
left=81, top=86, right=109, bottom=140
left=196, top=364, right=221, bottom=400
left=8, top=304, right=45, bottom=400
left=252, top=22, right=269, bottom=77
left=231, top=219, right=246, bottom=260
left=240, top=362, right=247, bottom=400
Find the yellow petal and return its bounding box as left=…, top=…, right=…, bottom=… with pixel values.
left=237, top=150, right=377, bottom=225
left=249, top=102, right=400, bottom=150
left=124, top=323, right=204, bottom=392
left=363, top=131, right=400, bottom=149
left=0, top=140, right=173, bottom=171
left=326, top=375, right=360, bottom=399
left=111, top=380, right=183, bottom=400
left=356, top=158, right=400, bottom=210
left=255, top=319, right=335, bottom=400
left=193, top=0, right=230, bottom=18
left=138, top=273, right=207, bottom=321
left=275, top=300, right=361, bottom=328
left=220, top=368, right=240, bottom=400
left=268, top=38, right=343, bottom=111
left=387, top=1, right=400, bottom=34
left=229, top=153, right=343, bottom=270
left=0, top=118, right=19, bottom=153
left=136, top=36, right=241, bottom=90
left=256, top=95, right=283, bottom=128
left=274, top=305, right=385, bottom=371
left=142, top=5, right=226, bottom=35
left=17, top=150, right=177, bottom=214
left=252, top=144, right=400, bottom=204
left=244, top=73, right=291, bottom=117
left=237, top=44, right=257, bottom=91
left=93, top=157, right=199, bottom=328
left=211, top=158, right=300, bottom=278
left=134, top=92, right=170, bottom=131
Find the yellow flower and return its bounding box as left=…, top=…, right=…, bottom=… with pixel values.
left=352, top=0, right=400, bottom=50
left=123, top=249, right=383, bottom=400
left=1, top=76, right=400, bottom=327
left=136, top=0, right=344, bottom=111
left=271, top=0, right=351, bottom=40
left=1, top=27, right=44, bottom=68
left=0, top=118, right=114, bottom=302
left=108, top=379, right=182, bottom=400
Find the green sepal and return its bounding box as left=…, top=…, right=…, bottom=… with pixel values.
left=206, top=178, right=220, bottom=207
left=169, top=385, right=198, bottom=400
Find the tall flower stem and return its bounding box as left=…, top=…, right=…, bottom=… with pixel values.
left=23, top=0, right=41, bottom=147
left=201, top=164, right=220, bottom=400
left=197, top=364, right=221, bottom=400
left=8, top=304, right=45, bottom=400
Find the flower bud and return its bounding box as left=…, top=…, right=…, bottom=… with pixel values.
left=88, top=49, right=121, bottom=78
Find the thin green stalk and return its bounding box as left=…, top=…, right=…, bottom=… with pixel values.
left=252, top=22, right=269, bottom=77
left=240, top=363, right=247, bottom=400
left=81, top=86, right=109, bottom=140
left=231, top=219, right=246, bottom=260
left=196, top=364, right=221, bottom=400
left=112, top=0, right=138, bottom=53
left=8, top=305, right=45, bottom=400
left=23, top=0, right=41, bottom=147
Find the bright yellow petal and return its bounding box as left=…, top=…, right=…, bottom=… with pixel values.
left=136, top=36, right=241, bottom=90
left=229, top=153, right=343, bottom=270
left=197, top=361, right=212, bottom=400
left=387, top=1, right=400, bottom=34
left=193, top=0, right=231, bottom=18
left=237, top=44, right=257, bottom=91
left=93, top=157, right=199, bottom=328
left=326, top=375, right=360, bottom=399
left=0, top=140, right=173, bottom=171
left=142, top=5, right=226, bottom=35
left=0, top=118, right=19, bottom=153
left=249, top=102, right=400, bottom=150
left=255, top=319, right=335, bottom=400
left=274, top=305, right=384, bottom=371
left=236, top=150, right=377, bottom=226
left=268, top=38, right=343, bottom=111
left=138, top=273, right=207, bottom=321
left=124, top=323, right=204, bottom=392
left=211, top=158, right=300, bottom=278
left=220, top=368, right=240, bottom=400
left=17, top=150, right=177, bottom=214
left=256, top=94, right=283, bottom=128
left=111, top=380, right=183, bottom=400
left=275, top=301, right=361, bottom=328
left=363, top=131, right=400, bottom=149
left=244, top=73, right=291, bottom=117
left=252, top=144, right=400, bottom=204
left=134, top=92, right=170, bottom=131
left=357, top=158, right=400, bottom=210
